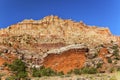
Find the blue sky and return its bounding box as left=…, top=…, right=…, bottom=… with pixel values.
left=0, top=0, right=120, bottom=35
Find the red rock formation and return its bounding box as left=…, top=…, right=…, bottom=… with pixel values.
left=0, top=57, right=7, bottom=66
left=99, top=48, right=109, bottom=63
left=0, top=15, right=119, bottom=76
left=0, top=54, right=17, bottom=66
left=43, top=49, right=87, bottom=74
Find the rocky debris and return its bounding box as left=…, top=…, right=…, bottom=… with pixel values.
left=84, top=57, right=103, bottom=69
left=105, top=54, right=113, bottom=58
left=114, top=61, right=120, bottom=70
left=2, top=34, right=38, bottom=48
left=0, top=66, right=4, bottom=70
left=107, top=47, right=114, bottom=54
left=86, top=48, right=98, bottom=59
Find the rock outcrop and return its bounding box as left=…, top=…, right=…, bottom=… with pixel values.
left=0, top=15, right=120, bottom=75
left=0, top=15, right=120, bottom=47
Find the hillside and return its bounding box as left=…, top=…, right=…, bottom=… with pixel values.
left=0, top=15, right=120, bottom=79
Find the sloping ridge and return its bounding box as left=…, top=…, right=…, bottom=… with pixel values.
left=0, top=15, right=119, bottom=47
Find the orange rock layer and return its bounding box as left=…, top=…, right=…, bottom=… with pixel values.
left=43, top=49, right=86, bottom=74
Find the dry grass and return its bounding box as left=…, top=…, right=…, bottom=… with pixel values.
left=113, top=72, right=120, bottom=80
left=31, top=73, right=120, bottom=80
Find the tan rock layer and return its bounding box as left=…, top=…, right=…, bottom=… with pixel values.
left=0, top=15, right=119, bottom=47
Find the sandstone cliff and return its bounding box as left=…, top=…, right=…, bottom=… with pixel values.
left=0, top=15, right=119, bottom=48
left=0, top=15, right=120, bottom=76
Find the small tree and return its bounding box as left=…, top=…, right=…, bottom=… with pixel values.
left=32, top=67, right=41, bottom=77
left=8, top=59, right=28, bottom=79
left=32, top=66, right=56, bottom=77
left=32, top=66, right=63, bottom=77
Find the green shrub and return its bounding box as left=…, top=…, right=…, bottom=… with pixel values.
left=67, top=70, right=73, bottom=74
left=67, top=67, right=98, bottom=75
left=112, top=45, right=118, bottom=50
left=6, top=76, right=29, bottom=80
left=0, top=73, right=4, bottom=79
left=16, top=71, right=28, bottom=79
left=117, top=67, right=120, bottom=71
left=109, top=67, right=115, bottom=73
left=57, top=71, right=64, bottom=76
left=111, top=40, right=114, bottom=44
left=80, top=67, right=98, bottom=74
left=32, top=66, right=59, bottom=77
left=8, top=59, right=27, bottom=72
left=5, top=76, right=17, bottom=80
left=41, top=67, right=57, bottom=76
left=73, top=68, right=81, bottom=75
left=32, top=67, right=41, bottom=77
left=112, top=45, right=120, bottom=60
left=108, top=58, right=112, bottom=63
left=7, top=59, right=28, bottom=79
left=97, top=63, right=103, bottom=68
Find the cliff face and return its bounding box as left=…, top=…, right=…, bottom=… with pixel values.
left=0, top=15, right=120, bottom=75
left=0, top=15, right=119, bottom=47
